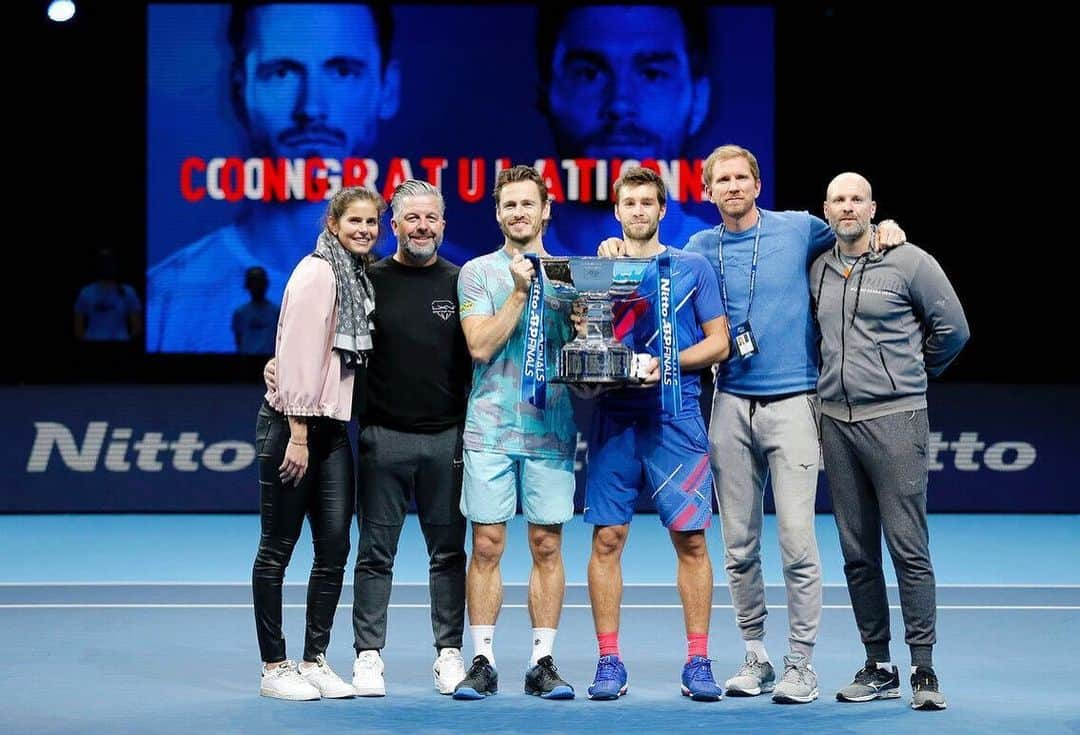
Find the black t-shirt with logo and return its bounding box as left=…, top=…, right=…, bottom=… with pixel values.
left=355, top=255, right=470, bottom=432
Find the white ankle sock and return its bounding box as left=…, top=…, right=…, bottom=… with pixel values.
left=471, top=625, right=496, bottom=668
left=531, top=628, right=557, bottom=665
left=746, top=639, right=770, bottom=663
left=876, top=661, right=893, bottom=671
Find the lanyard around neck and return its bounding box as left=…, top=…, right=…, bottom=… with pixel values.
left=717, top=210, right=762, bottom=319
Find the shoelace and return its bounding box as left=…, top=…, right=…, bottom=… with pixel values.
left=269, top=661, right=298, bottom=679
left=595, top=658, right=623, bottom=681
left=686, top=658, right=715, bottom=682
left=853, top=663, right=878, bottom=685
left=783, top=663, right=811, bottom=684
left=356, top=655, right=380, bottom=671
left=738, top=658, right=765, bottom=677
left=307, top=662, right=343, bottom=682
left=466, top=660, right=490, bottom=678
left=912, top=671, right=938, bottom=692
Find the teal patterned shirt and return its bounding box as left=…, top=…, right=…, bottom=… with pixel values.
left=458, top=248, right=577, bottom=459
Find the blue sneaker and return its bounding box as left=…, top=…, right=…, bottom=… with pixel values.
left=587, top=655, right=628, bottom=700
left=681, top=656, right=722, bottom=701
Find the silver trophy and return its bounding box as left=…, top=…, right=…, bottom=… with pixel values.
left=539, top=256, right=653, bottom=384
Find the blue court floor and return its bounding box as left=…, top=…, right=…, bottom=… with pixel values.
left=0, top=514, right=1077, bottom=734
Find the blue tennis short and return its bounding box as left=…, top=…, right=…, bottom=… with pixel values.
left=461, top=449, right=575, bottom=525
left=585, top=412, right=713, bottom=530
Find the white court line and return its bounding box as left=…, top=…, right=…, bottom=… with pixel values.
left=2, top=582, right=1078, bottom=588
left=2, top=604, right=1078, bottom=611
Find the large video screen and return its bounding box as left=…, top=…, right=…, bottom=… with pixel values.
left=147, top=4, right=774, bottom=353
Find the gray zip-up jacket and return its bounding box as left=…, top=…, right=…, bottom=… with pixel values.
left=810, top=242, right=969, bottom=422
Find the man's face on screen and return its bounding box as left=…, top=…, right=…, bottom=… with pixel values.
left=238, top=4, right=395, bottom=163
left=545, top=6, right=704, bottom=162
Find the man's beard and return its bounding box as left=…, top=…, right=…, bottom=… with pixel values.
left=499, top=218, right=540, bottom=245
left=622, top=219, right=659, bottom=242
left=400, top=232, right=442, bottom=262
left=833, top=220, right=869, bottom=243
left=720, top=197, right=755, bottom=220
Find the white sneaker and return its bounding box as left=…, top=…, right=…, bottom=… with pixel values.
left=260, top=660, right=321, bottom=701
left=352, top=650, right=386, bottom=696
left=433, top=647, right=467, bottom=694
left=300, top=654, right=356, bottom=698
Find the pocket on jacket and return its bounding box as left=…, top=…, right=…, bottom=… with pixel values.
left=877, top=345, right=898, bottom=391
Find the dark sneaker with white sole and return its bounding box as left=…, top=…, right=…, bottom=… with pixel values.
left=453, top=655, right=498, bottom=700
left=525, top=655, right=575, bottom=699
left=910, top=666, right=947, bottom=710
left=836, top=661, right=901, bottom=702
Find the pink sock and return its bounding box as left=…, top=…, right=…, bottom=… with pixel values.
left=687, top=633, right=708, bottom=661
left=598, top=631, right=620, bottom=658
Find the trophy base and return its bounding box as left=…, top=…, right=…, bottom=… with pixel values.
left=549, top=375, right=640, bottom=386
left=554, top=343, right=634, bottom=385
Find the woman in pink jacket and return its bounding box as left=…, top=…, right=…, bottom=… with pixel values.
left=252, top=186, right=381, bottom=701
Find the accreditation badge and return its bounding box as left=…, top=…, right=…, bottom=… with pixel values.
left=733, top=321, right=758, bottom=359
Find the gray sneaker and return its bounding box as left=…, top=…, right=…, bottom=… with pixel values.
left=723, top=651, right=776, bottom=696
left=836, top=661, right=901, bottom=702
left=910, top=666, right=947, bottom=711
left=772, top=652, right=818, bottom=704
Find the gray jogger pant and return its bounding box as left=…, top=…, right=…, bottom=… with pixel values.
left=709, top=391, right=823, bottom=657
left=821, top=409, right=936, bottom=667
left=353, top=424, right=467, bottom=653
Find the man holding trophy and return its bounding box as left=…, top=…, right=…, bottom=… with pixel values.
left=577, top=167, right=730, bottom=701
left=454, top=166, right=578, bottom=701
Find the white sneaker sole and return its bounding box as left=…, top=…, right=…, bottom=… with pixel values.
left=353, top=684, right=386, bottom=697
left=260, top=687, right=320, bottom=701
left=837, top=688, right=900, bottom=702
left=773, top=687, right=819, bottom=704
left=724, top=679, right=776, bottom=696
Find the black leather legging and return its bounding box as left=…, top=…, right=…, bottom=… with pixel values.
left=252, top=401, right=354, bottom=663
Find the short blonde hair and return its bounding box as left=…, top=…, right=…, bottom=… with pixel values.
left=701, top=145, right=761, bottom=188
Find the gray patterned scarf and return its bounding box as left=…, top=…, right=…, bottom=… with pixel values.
left=313, top=228, right=375, bottom=368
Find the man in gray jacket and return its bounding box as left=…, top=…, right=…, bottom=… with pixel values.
left=811, top=172, right=969, bottom=712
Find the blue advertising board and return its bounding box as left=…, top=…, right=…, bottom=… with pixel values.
left=4, top=384, right=1075, bottom=513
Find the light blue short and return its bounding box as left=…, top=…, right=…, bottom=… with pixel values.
left=461, top=449, right=575, bottom=525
